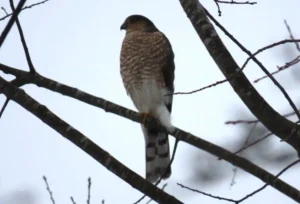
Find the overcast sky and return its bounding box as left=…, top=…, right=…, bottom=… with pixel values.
left=0, top=0, right=300, bottom=203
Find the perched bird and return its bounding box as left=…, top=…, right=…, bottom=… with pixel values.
left=120, top=14, right=175, bottom=183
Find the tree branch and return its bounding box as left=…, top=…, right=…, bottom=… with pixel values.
left=0, top=76, right=183, bottom=204
left=9, top=0, right=36, bottom=73
left=43, top=176, right=56, bottom=204
left=0, top=97, right=9, bottom=118
left=1, top=64, right=300, bottom=202
left=254, top=55, right=300, bottom=83
left=178, top=0, right=300, bottom=153
left=204, top=8, right=300, bottom=120
left=0, top=0, right=49, bottom=21
left=178, top=158, right=300, bottom=203
left=0, top=0, right=26, bottom=47
left=214, top=0, right=257, bottom=16
left=174, top=39, right=300, bottom=95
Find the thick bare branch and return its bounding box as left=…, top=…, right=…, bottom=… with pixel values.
left=178, top=0, right=300, bottom=153
left=1, top=65, right=300, bottom=202
left=0, top=76, right=182, bottom=204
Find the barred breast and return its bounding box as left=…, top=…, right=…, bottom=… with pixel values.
left=120, top=31, right=171, bottom=113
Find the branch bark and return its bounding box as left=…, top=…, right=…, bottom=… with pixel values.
left=178, top=0, right=300, bottom=153
left=1, top=63, right=300, bottom=202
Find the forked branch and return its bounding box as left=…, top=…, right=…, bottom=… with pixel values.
left=178, top=0, right=300, bottom=154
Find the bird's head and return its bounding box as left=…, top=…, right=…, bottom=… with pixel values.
left=120, top=14, right=158, bottom=32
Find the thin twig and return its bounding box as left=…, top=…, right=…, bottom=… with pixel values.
left=173, top=78, right=227, bottom=95
left=240, top=39, right=300, bottom=71
left=284, top=20, right=300, bottom=52
left=253, top=20, right=300, bottom=83
left=225, top=108, right=300, bottom=125
left=236, top=159, right=300, bottom=203
left=204, top=8, right=300, bottom=120
left=43, top=176, right=56, bottom=204
left=70, top=197, right=77, bottom=204
left=254, top=55, right=300, bottom=83
left=217, top=0, right=257, bottom=5
left=233, top=132, right=273, bottom=155
left=230, top=123, right=257, bottom=187
left=0, top=0, right=49, bottom=21
left=214, top=0, right=257, bottom=16
left=1, top=7, right=8, bottom=15
left=9, top=0, right=36, bottom=73
left=178, top=159, right=300, bottom=203
left=0, top=0, right=26, bottom=47
left=87, top=177, right=91, bottom=204
left=213, top=0, right=222, bottom=16
left=174, top=39, right=300, bottom=95
left=0, top=98, right=9, bottom=118
left=178, top=183, right=237, bottom=202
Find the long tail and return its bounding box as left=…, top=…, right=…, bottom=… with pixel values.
left=141, top=125, right=171, bottom=183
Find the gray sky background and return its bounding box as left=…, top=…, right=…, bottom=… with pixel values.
left=0, top=0, right=300, bottom=203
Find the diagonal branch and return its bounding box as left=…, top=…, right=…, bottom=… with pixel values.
left=1, top=0, right=37, bottom=120
left=203, top=8, right=300, bottom=120
left=9, top=0, right=36, bottom=73
left=0, top=76, right=183, bottom=204
left=0, top=64, right=300, bottom=202
left=0, top=0, right=26, bottom=47
left=178, top=0, right=300, bottom=153
left=0, top=97, right=9, bottom=118
left=43, top=176, right=56, bottom=204
left=284, top=20, right=300, bottom=52
left=254, top=55, right=300, bottom=83
left=178, top=158, right=300, bottom=203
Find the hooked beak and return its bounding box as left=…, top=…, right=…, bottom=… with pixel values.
left=120, top=22, right=127, bottom=30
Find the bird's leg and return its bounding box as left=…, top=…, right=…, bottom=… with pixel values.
left=141, top=112, right=151, bottom=126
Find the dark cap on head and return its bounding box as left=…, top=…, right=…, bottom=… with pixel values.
left=120, top=14, right=157, bottom=32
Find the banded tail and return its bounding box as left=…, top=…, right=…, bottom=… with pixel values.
left=142, top=125, right=171, bottom=183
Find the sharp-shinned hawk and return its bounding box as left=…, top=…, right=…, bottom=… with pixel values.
left=120, top=14, right=175, bottom=183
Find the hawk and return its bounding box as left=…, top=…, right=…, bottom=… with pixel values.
left=120, top=14, right=175, bottom=183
